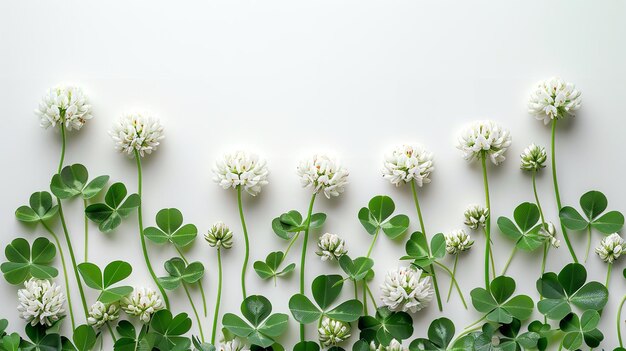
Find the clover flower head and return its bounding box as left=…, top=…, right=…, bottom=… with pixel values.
left=316, top=233, right=348, bottom=261
left=380, top=266, right=433, bottom=313
left=318, top=316, right=351, bottom=347
left=35, top=85, right=92, bottom=131
left=464, top=204, right=489, bottom=230
left=218, top=336, right=249, bottom=351
left=110, top=113, right=164, bottom=157
left=205, top=221, right=234, bottom=249
left=87, top=301, right=120, bottom=328
left=121, top=287, right=164, bottom=323
left=445, top=229, right=474, bottom=255
left=595, top=233, right=625, bottom=263
left=382, top=144, right=434, bottom=187
left=213, top=151, right=269, bottom=196
left=528, top=77, right=582, bottom=124
left=297, top=154, right=349, bottom=199
left=457, top=120, right=511, bottom=165
left=369, top=339, right=407, bottom=351
left=17, top=278, right=65, bottom=326
left=540, top=222, right=560, bottom=248
left=520, top=143, right=547, bottom=172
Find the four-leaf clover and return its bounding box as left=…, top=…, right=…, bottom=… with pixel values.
left=559, top=311, right=604, bottom=350
left=85, top=183, right=140, bottom=233
left=1, top=237, right=58, bottom=285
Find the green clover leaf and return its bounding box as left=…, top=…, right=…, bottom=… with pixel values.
left=20, top=323, right=62, bottom=350
left=71, top=325, right=97, bottom=351
left=146, top=310, right=192, bottom=351
left=272, top=210, right=326, bottom=240
left=358, top=196, right=410, bottom=239
left=113, top=320, right=149, bottom=351
left=15, top=192, right=59, bottom=223
left=1, top=237, right=58, bottom=285
left=409, top=317, right=457, bottom=351
left=85, top=182, right=140, bottom=233
left=144, top=208, right=198, bottom=248
left=470, top=276, right=534, bottom=324
left=158, top=257, right=205, bottom=290
left=50, top=164, right=109, bottom=200
left=77, top=260, right=133, bottom=303
left=560, top=190, right=624, bottom=233
left=338, top=255, right=374, bottom=283
left=402, top=232, right=446, bottom=271
left=497, top=202, right=545, bottom=251
left=559, top=311, right=603, bottom=350
left=358, top=307, right=414, bottom=346
left=222, top=295, right=289, bottom=348
left=253, top=251, right=295, bottom=283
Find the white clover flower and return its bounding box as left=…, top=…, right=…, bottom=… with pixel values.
left=445, top=229, right=474, bottom=255
left=520, top=144, right=547, bottom=172
left=87, top=301, right=120, bottom=328
left=369, top=339, right=407, bottom=351
left=380, top=266, right=433, bottom=313
left=457, top=120, right=512, bottom=165
left=121, top=287, right=164, bottom=323
left=318, top=316, right=351, bottom=347
left=316, top=233, right=348, bottom=261
left=218, top=337, right=249, bottom=351
left=109, top=113, right=164, bottom=157
left=205, top=221, right=234, bottom=249
left=382, top=145, right=434, bottom=187
left=464, top=204, right=489, bottom=230
left=528, top=77, right=582, bottom=124
left=35, top=85, right=92, bottom=131
left=213, top=151, right=269, bottom=196
left=17, top=278, right=65, bottom=326
left=297, top=154, right=349, bottom=199
left=540, top=222, right=560, bottom=248
left=595, top=233, right=625, bottom=263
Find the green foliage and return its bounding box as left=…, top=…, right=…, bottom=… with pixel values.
left=222, top=295, right=289, bottom=348
left=253, top=251, right=295, bottom=282
left=497, top=202, right=546, bottom=251
left=409, top=317, right=474, bottom=351
left=470, top=276, right=534, bottom=324
left=145, top=310, right=192, bottom=351
left=358, top=307, right=413, bottom=346
left=358, top=196, right=410, bottom=239
left=50, top=164, right=109, bottom=200
left=158, top=257, right=204, bottom=290
left=339, top=256, right=374, bottom=283
left=144, top=208, right=198, bottom=248
left=559, top=190, right=624, bottom=234
left=1, top=237, right=57, bottom=284
left=559, top=311, right=603, bottom=350
left=77, top=260, right=133, bottom=303
left=71, top=325, right=97, bottom=351
left=113, top=320, right=149, bottom=351
left=272, top=210, right=326, bottom=240
left=84, top=182, right=140, bottom=232
left=402, top=232, right=445, bottom=271
left=15, top=192, right=59, bottom=223
left=20, top=324, right=62, bottom=350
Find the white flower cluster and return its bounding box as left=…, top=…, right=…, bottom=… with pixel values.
left=35, top=85, right=92, bottom=131
left=297, top=154, right=349, bottom=199
left=318, top=316, right=351, bottom=347
left=457, top=120, right=512, bottom=165
left=121, top=287, right=164, bottom=323
left=17, top=278, right=65, bottom=326
left=445, top=229, right=474, bottom=255
left=596, top=233, right=625, bottom=263
left=540, top=222, right=560, bottom=248
left=110, top=113, right=164, bottom=157
left=316, top=233, right=348, bottom=261
left=370, top=339, right=407, bottom=351
left=219, top=337, right=249, bottom=351
left=380, top=266, right=433, bottom=313
left=382, top=145, right=434, bottom=187
left=205, top=221, right=234, bottom=249
left=528, top=77, right=582, bottom=124
left=464, top=204, right=489, bottom=230
left=213, top=151, right=269, bottom=196
left=520, top=143, right=547, bottom=172
left=87, top=301, right=120, bottom=328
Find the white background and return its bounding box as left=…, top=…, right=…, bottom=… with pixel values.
left=1, top=0, right=626, bottom=349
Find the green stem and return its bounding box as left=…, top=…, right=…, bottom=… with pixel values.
left=617, top=294, right=626, bottom=347
left=480, top=155, right=492, bottom=289
left=460, top=315, right=487, bottom=334
left=105, top=322, right=117, bottom=343
left=299, top=193, right=317, bottom=342
left=362, top=281, right=368, bottom=316
left=42, top=223, right=75, bottom=329
left=237, top=186, right=250, bottom=300
left=83, top=200, right=89, bottom=262
left=434, top=261, right=467, bottom=309
left=365, top=283, right=376, bottom=311
left=606, top=263, right=613, bottom=288
left=283, top=231, right=300, bottom=260
left=533, top=171, right=550, bottom=283
left=211, top=248, right=223, bottom=344
left=447, top=254, right=459, bottom=302
left=410, top=180, right=443, bottom=312
left=585, top=226, right=592, bottom=263
left=354, top=281, right=358, bottom=299
left=551, top=119, right=578, bottom=263
left=366, top=227, right=380, bottom=259
left=501, top=247, right=517, bottom=276
left=183, top=283, right=205, bottom=342
left=176, top=248, right=208, bottom=317
left=134, top=150, right=170, bottom=309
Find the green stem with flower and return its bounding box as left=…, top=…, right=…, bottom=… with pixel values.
left=299, top=193, right=317, bottom=342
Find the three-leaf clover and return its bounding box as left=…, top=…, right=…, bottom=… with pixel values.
left=402, top=231, right=446, bottom=271
left=358, top=196, right=410, bottom=239
left=497, top=202, right=546, bottom=251
left=409, top=317, right=475, bottom=351
left=272, top=210, right=326, bottom=240
left=536, top=263, right=608, bottom=321
left=19, top=324, right=62, bottom=351
left=145, top=310, right=192, bottom=351
left=50, top=164, right=109, bottom=200
left=358, top=307, right=414, bottom=346
left=289, top=274, right=363, bottom=325
left=559, top=311, right=603, bottom=350
left=338, top=255, right=374, bottom=283
left=113, top=320, right=149, bottom=351
left=144, top=208, right=198, bottom=248
left=15, top=192, right=59, bottom=224
left=222, top=295, right=289, bottom=348
left=253, top=252, right=295, bottom=283
left=85, top=183, right=140, bottom=233
left=470, top=276, right=534, bottom=324
left=77, top=260, right=133, bottom=303
left=1, top=237, right=57, bottom=285
left=158, top=257, right=204, bottom=290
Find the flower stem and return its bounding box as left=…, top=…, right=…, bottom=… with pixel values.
left=134, top=150, right=170, bottom=309
left=365, top=282, right=376, bottom=311
left=283, top=231, right=300, bottom=260
left=480, top=155, right=492, bottom=289
left=551, top=119, right=578, bottom=263
left=585, top=226, right=592, bottom=263
left=353, top=281, right=358, bottom=299
left=434, top=261, right=467, bottom=309
left=42, top=223, right=75, bottom=329
left=183, top=283, right=205, bottom=343
left=176, top=248, right=208, bottom=317
left=211, top=248, right=223, bottom=344
left=299, top=193, right=317, bottom=342
left=617, top=295, right=626, bottom=347
left=83, top=200, right=89, bottom=262
left=501, top=247, right=517, bottom=276
left=447, top=254, right=459, bottom=302
left=366, top=227, right=380, bottom=259
left=410, top=180, right=443, bottom=312
left=532, top=171, right=550, bottom=281
left=106, top=322, right=117, bottom=343
left=236, top=186, right=250, bottom=300
left=606, top=263, right=613, bottom=288
left=362, top=280, right=368, bottom=316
